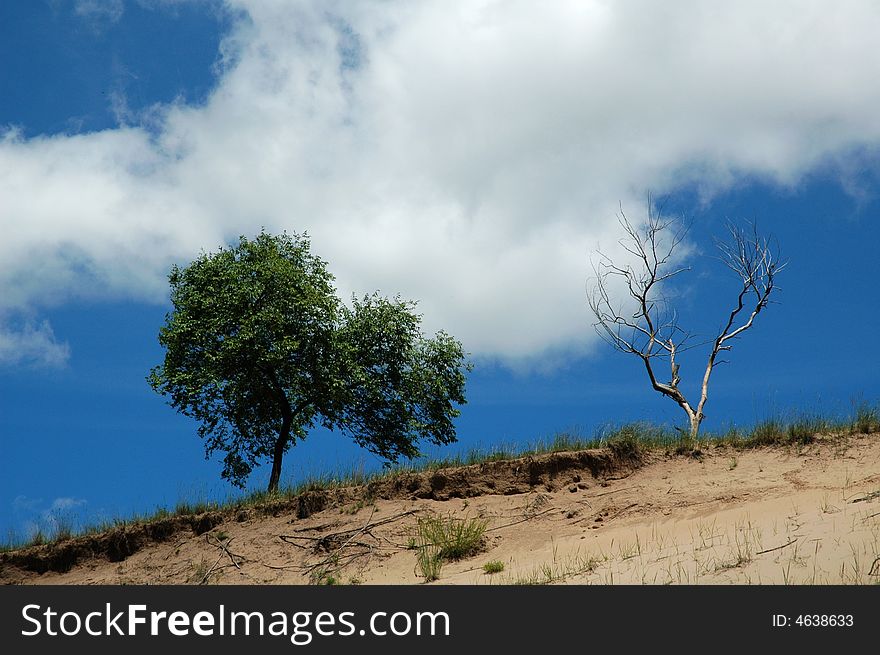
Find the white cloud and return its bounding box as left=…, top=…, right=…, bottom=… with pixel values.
left=73, top=0, right=124, bottom=24
left=4, top=0, right=880, bottom=364
left=0, top=318, right=70, bottom=368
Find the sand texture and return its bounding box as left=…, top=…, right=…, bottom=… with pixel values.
left=3, top=433, right=880, bottom=585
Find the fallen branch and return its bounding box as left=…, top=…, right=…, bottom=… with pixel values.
left=289, top=521, right=342, bottom=533
left=276, top=509, right=419, bottom=581
left=300, top=511, right=383, bottom=581
left=756, top=538, right=798, bottom=555
left=260, top=563, right=300, bottom=571
left=849, top=490, right=880, bottom=504
left=279, top=510, right=417, bottom=552
left=304, top=548, right=373, bottom=576
left=206, top=534, right=245, bottom=571
left=199, top=551, right=225, bottom=585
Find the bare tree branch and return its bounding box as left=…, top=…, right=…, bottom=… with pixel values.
left=587, top=200, right=785, bottom=439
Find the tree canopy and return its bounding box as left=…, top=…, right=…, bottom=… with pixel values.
left=149, top=231, right=469, bottom=492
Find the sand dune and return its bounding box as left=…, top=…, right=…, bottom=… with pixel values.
left=3, top=433, right=879, bottom=585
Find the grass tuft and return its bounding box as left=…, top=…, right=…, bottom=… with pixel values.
left=852, top=401, right=880, bottom=435
left=415, top=544, right=443, bottom=582
left=412, top=514, right=488, bottom=582
left=416, top=514, right=488, bottom=561
left=604, top=425, right=650, bottom=460
left=483, top=560, right=505, bottom=574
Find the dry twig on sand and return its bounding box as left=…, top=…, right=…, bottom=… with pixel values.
left=849, top=490, right=880, bottom=504
left=279, top=510, right=418, bottom=553
left=274, top=509, right=420, bottom=580
left=207, top=533, right=245, bottom=571
left=199, top=535, right=257, bottom=584
left=756, top=538, right=799, bottom=555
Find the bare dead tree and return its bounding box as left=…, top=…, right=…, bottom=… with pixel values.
left=587, top=202, right=785, bottom=440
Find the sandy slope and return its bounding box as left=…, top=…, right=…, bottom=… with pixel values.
left=3, top=434, right=880, bottom=585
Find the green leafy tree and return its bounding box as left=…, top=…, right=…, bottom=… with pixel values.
left=149, top=231, right=469, bottom=492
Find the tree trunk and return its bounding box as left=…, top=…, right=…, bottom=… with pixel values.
left=267, top=419, right=292, bottom=493
left=689, top=413, right=702, bottom=441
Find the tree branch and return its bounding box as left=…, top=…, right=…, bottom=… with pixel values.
left=587, top=203, right=784, bottom=439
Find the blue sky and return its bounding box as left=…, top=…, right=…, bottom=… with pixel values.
left=1, top=1, right=879, bottom=540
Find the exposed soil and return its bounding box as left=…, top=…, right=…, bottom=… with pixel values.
left=3, top=434, right=880, bottom=585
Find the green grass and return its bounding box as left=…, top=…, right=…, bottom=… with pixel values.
left=416, top=514, right=488, bottom=561
left=852, top=401, right=880, bottom=434
left=3, top=401, right=878, bottom=553
left=411, top=514, right=489, bottom=581
left=483, top=560, right=505, bottom=574
left=505, top=552, right=603, bottom=585
left=415, top=544, right=443, bottom=582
